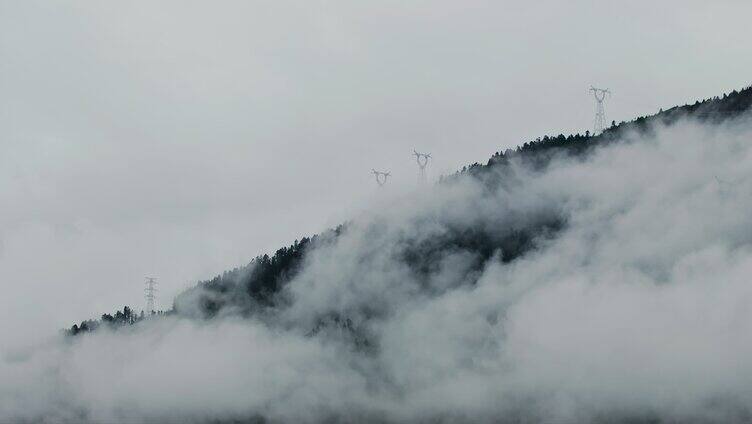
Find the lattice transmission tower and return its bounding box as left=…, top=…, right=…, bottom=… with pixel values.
left=144, top=277, right=158, bottom=314
left=372, top=169, right=391, bottom=187
left=590, top=86, right=611, bottom=135
left=413, top=150, right=431, bottom=183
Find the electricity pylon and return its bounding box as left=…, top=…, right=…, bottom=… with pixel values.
left=144, top=277, right=158, bottom=314
left=413, top=150, right=431, bottom=183
left=590, top=86, right=611, bottom=135
left=372, top=169, right=391, bottom=187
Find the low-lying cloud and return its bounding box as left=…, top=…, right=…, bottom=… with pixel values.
left=3, top=116, right=752, bottom=423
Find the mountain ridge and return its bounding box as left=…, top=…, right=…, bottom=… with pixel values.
left=67, top=84, right=752, bottom=336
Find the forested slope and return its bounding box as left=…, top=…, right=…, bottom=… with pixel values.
left=68, top=85, right=752, bottom=336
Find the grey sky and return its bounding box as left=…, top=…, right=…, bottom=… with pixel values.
left=1, top=0, right=751, bottom=344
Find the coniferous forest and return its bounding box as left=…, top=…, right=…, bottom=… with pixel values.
left=68, top=85, right=752, bottom=337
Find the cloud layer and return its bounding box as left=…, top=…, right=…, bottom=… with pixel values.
left=3, top=116, right=752, bottom=423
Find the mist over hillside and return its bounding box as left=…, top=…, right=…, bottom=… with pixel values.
left=2, top=87, right=752, bottom=422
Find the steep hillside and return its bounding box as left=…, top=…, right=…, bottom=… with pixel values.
left=68, top=85, right=752, bottom=336
left=49, top=84, right=752, bottom=422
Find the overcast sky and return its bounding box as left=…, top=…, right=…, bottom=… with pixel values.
left=1, top=0, right=751, bottom=344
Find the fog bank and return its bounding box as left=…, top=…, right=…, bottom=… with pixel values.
left=3, top=117, right=752, bottom=423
